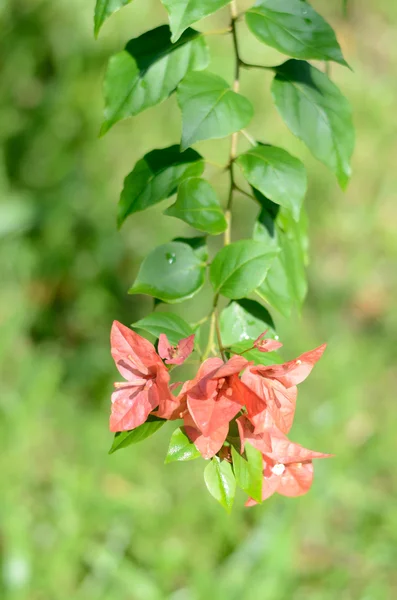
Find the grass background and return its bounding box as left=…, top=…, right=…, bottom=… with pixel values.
left=1, top=0, right=397, bottom=598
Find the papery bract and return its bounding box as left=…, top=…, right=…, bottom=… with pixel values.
left=253, top=331, right=283, bottom=353
left=237, top=416, right=331, bottom=504
left=256, top=344, right=327, bottom=388
left=109, top=321, right=173, bottom=431
left=158, top=333, right=195, bottom=365
left=242, top=343, right=326, bottom=434
left=180, top=355, right=263, bottom=458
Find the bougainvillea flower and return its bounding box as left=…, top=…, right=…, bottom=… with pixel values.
left=237, top=416, right=331, bottom=504
left=242, top=367, right=297, bottom=434
left=109, top=321, right=173, bottom=432
left=178, top=355, right=263, bottom=458
left=253, top=331, right=283, bottom=353
left=241, top=344, right=326, bottom=434
left=256, top=344, right=327, bottom=388
left=183, top=413, right=229, bottom=460
left=158, top=333, right=195, bottom=366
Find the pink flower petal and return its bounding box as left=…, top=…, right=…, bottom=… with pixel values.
left=253, top=332, right=283, bottom=353
left=158, top=333, right=172, bottom=361
left=256, top=344, right=327, bottom=388
left=184, top=414, right=228, bottom=459
left=212, top=355, right=250, bottom=379
left=277, top=462, right=314, bottom=497
left=236, top=415, right=272, bottom=455
left=109, top=385, right=158, bottom=432
left=111, top=321, right=161, bottom=380
left=266, top=427, right=333, bottom=464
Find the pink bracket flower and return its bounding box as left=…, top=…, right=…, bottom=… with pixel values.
left=253, top=331, right=283, bottom=353
left=109, top=321, right=173, bottom=432
left=158, top=333, right=195, bottom=366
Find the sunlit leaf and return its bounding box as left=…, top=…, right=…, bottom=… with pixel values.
left=220, top=299, right=275, bottom=347
left=129, top=241, right=206, bottom=303
left=165, top=427, right=202, bottom=462
left=254, top=193, right=308, bottom=317
left=231, top=340, right=283, bottom=366
left=232, top=442, right=263, bottom=503
left=118, top=145, right=204, bottom=227
left=94, top=0, right=133, bottom=37
left=108, top=416, right=165, bottom=454
left=272, top=60, right=354, bottom=188
left=210, top=240, right=278, bottom=299
left=178, top=72, right=253, bottom=150
left=132, top=312, right=193, bottom=345
left=204, top=456, right=236, bottom=512
left=236, top=144, right=307, bottom=221
left=102, top=26, right=209, bottom=133
left=162, top=0, right=232, bottom=42
left=165, top=177, right=227, bottom=235
left=246, top=0, right=347, bottom=66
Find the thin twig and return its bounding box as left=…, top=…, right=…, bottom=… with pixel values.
left=203, top=27, right=232, bottom=36
left=241, top=129, right=256, bottom=146
left=202, top=312, right=216, bottom=360
left=224, top=0, right=241, bottom=247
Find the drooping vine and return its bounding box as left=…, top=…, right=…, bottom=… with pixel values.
left=95, top=0, right=354, bottom=511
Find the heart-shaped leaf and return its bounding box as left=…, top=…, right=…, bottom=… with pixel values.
left=102, top=26, right=209, bottom=133
left=220, top=299, right=275, bottom=347
left=129, top=241, right=206, bottom=303
left=94, top=0, right=133, bottom=37
left=272, top=60, right=354, bottom=188
left=118, top=145, right=204, bottom=227
left=178, top=72, right=253, bottom=150
left=165, top=177, right=227, bottom=235
left=132, top=312, right=193, bottom=345
left=236, top=145, right=307, bottom=221
left=162, top=0, right=232, bottom=42
left=108, top=416, right=165, bottom=454
left=232, top=442, right=263, bottom=503
left=165, top=427, right=202, bottom=463
left=204, top=456, right=236, bottom=512
left=210, top=240, right=278, bottom=299
left=246, top=0, right=347, bottom=66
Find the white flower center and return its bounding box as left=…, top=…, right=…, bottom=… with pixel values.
left=272, top=463, right=285, bottom=476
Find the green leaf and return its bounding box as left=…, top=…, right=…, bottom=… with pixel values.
left=165, top=427, right=202, bottom=463
left=102, top=26, right=209, bottom=133
left=220, top=299, right=275, bottom=347
left=118, top=145, right=204, bottom=227
left=94, top=0, right=133, bottom=37
left=165, top=177, right=227, bottom=235
left=173, top=235, right=208, bottom=261
left=232, top=443, right=263, bottom=503
left=162, top=0, right=232, bottom=42
left=246, top=0, right=347, bottom=66
left=231, top=340, right=282, bottom=365
left=129, top=241, right=206, bottom=303
left=108, top=416, right=165, bottom=454
left=254, top=195, right=308, bottom=318
left=132, top=312, right=193, bottom=345
left=210, top=240, right=278, bottom=299
left=204, top=456, right=236, bottom=512
left=236, top=144, right=307, bottom=221
left=272, top=60, right=354, bottom=188
left=177, top=72, right=253, bottom=150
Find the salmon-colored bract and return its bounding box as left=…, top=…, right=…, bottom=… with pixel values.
left=108, top=322, right=331, bottom=507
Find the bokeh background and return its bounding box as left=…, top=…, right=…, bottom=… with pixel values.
left=1, top=0, right=397, bottom=598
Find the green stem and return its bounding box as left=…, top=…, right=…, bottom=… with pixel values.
left=202, top=311, right=216, bottom=360
left=224, top=0, right=241, bottom=247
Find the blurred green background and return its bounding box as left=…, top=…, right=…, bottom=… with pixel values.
left=1, top=0, right=397, bottom=598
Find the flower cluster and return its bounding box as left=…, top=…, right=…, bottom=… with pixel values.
left=109, top=321, right=331, bottom=507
